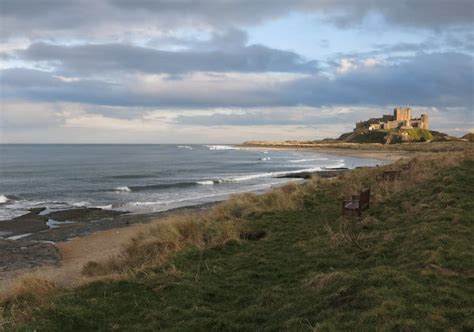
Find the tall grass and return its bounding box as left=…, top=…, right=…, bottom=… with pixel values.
left=0, top=277, right=56, bottom=325
left=83, top=183, right=306, bottom=276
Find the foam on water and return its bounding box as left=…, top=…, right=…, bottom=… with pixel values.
left=289, top=158, right=329, bottom=163
left=205, top=145, right=240, bottom=150
left=113, top=186, right=132, bottom=193
left=6, top=233, right=32, bottom=240
left=0, top=195, right=9, bottom=204
left=197, top=180, right=215, bottom=185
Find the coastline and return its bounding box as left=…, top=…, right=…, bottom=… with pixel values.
left=0, top=202, right=216, bottom=283
left=0, top=147, right=407, bottom=287
left=239, top=144, right=412, bottom=162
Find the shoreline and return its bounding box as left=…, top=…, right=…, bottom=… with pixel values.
left=239, top=144, right=413, bottom=162
left=0, top=147, right=407, bottom=286
left=0, top=202, right=216, bottom=283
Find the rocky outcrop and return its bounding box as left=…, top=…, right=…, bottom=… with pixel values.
left=0, top=239, right=61, bottom=276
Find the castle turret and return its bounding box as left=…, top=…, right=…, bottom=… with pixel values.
left=394, top=107, right=412, bottom=122
left=420, top=113, right=429, bottom=129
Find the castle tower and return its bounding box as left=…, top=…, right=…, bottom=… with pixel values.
left=394, top=107, right=412, bottom=122
left=420, top=114, right=429, bottom=129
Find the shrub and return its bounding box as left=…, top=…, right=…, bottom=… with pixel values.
left=406, top=129, right=433, bottom=142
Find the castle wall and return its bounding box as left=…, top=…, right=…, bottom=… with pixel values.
left=385, top=120, right=402, bottom=130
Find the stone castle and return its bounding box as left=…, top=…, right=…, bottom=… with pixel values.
left=356, top=107, right=429, bottom=131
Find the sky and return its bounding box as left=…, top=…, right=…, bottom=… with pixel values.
left=0, top=0, right=473, bottom=143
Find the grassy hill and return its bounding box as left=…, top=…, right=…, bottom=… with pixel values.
left=337, top=128, right=436, bottom=144
left=2, top=153, right=474, bottom=330
left=462, top=133, right=474, bottom=142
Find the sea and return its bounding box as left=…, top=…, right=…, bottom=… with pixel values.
left=0, top=144, right=385, bottom=221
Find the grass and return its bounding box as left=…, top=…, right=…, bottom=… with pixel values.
left=2, top=152, right=474, bottom=330
left=406, top=128, right=433, bottom=142
left=242, top=139, right=472, bottom=152
left=349, top=130, right=388, bottom=144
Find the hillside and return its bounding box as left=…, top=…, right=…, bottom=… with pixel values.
left=3, top=152, right=473, bottom=330
left=336, top=128, right=460, bottom=144
left=462, top=132, right=474, bottom=142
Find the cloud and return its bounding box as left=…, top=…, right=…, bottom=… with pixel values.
left=2, top=52, right=472, bottom=109
left=1, top=0, right=472, bottom=41
left=17, top=41, right=317, bottom=74
left=175, top=106, right=364, bottom=126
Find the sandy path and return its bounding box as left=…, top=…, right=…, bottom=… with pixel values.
left=54, top=223, right=148, bottom=284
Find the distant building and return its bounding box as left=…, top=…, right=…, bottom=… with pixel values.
left=356, top=107, right=429, bottom=131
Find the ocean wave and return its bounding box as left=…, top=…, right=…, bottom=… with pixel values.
left=0, top=195, right=10, bottom=204
left=178, top=145, right=193, bottom=150
left=220, top=167, right=328, bottom=183
left=197, top=180, right=215, bottom=185
left=289, top=158, right=329, bottom=163
left=113, top=186, right=132, bottom=193
left=71, top=201, right=90, bottom=207
left=205, top=145, right=240, bottom=150
left=259, top=157, right=271, bottom=161
left=94, top=204, right=113, bottom=210
left=112, top=181, right=206, bottom=193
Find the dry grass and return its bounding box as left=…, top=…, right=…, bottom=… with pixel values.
left=333, top=151, right=471, bottom=203
left=0, top=277, right=57, bottom=325
left=83, top=183, right=306, bottom=276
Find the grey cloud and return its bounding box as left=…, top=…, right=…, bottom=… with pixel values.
left=18, top=42, right=317, bottom=74
left=147, top=28, right=248, bottom=51
left=2, top=52, right=472, bottom=110
left=284, top=52, right=473, bottom=108
left=175, top=109, right=357, bottom=126
left=111, top=0, right=474, bottom=30
left=1, top=0, right=473, bottom=40
left=0, top=68, right=136, bottom=106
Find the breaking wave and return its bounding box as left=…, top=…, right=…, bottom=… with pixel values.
left=196, top=180, right=215, bottom=185
left=289, top=158, right=329, bottom=163
left=205, top=145, right=240, bottom=150
left=113, top=186, right=132, bottom=193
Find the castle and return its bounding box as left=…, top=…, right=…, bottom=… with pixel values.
left=356, top=107, right=429, bottom=131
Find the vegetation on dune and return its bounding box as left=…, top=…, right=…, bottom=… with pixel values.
left=2, top=151, right=474, bottom=330
left=347, top=130, right=388, bottom=144
left=462, top=132, right=474, bottom=142
left=406, top=128, right=433, bottom=142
